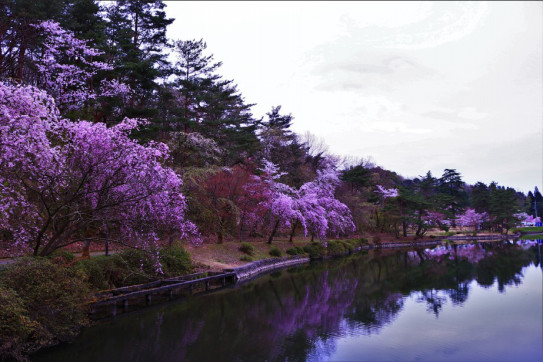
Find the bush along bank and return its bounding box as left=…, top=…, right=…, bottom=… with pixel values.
left=0, top=245, right=193, bottom=361
left=303, top=238, right=370, bottom=259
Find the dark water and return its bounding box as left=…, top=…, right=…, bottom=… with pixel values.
left=34, top=241, right=543, bottom=362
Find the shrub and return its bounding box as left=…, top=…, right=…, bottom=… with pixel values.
left=239, top=242, right=255, bottom=256
left=48, top=249, right=75, bottom=264
left=159, top=245, right=193, bottom=276
left=0, top=285, right=37, bottom=359
left=341, top=239, right=364, bottom=252
left=71, top=255, right=118, bottom=290
left=269, top=246, right=282, bottom=257
left=108, top=248, right=160, bottom=285
left=114, top=249, right=156, bottom=278
left=342, top=240, right=355, bottom=253
left=73, top=247, right=194, bottom=290
left=0, top=258, right=90, bottom=355
left=286, top=246, right=305, bottom=255
left=239, top=255, right=252, bottom=262
left=359, top=237, right=369, bottom=245
left=327, top=240, right=347, bottom=256
left=303, top=243, right=326, bottom=259
left=372, top=236, right=381, bottom=244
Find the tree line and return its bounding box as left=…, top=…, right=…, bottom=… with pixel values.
left=1, top=0, right=540, bottom=257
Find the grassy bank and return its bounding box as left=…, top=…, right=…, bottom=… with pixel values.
left=185, top=238, right=373, bottom=271
left=520, top=234, right=543, bottom=240
left=512, top=226, right=543, bottom=234
left=0, top=244, right=193, bottom=360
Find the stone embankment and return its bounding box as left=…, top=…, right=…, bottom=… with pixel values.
left=227, top=255, right=310, bottom=282
left=446, top=234, right=508, bottom=241
left=226, top=236, right=513, bottom=281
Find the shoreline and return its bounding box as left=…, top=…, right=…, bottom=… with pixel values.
left=25, top=236, right=527, bottom=360
left=228, top=235, right=512, bottom=282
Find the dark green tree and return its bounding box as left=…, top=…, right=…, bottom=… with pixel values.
left=534, top=187, right=543, bottom=218
left=341, top=165, right=371, bottom=192
left=162, top=38, right=260, bottom=166
left=0, top=0, right=66, bottom=80
left=438, top=169, right=468, bottom=226
left=470, top=182, right=490, bottom=213
left=104, top=0, right=173, bottom=115
left=489, top=183, right=520, bottom=233
left=525, top=191, right=535, bottom=215
left=259, top=106, right=313, bottom=187
left=58, top=0, right=106, bottom=42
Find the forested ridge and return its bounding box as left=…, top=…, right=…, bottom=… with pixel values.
left=1, top=0, right=541, bottom=258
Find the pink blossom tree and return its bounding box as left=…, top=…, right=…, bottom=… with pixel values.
left=262, top=161, right=355, bottom=243
left=514, top=212, right=542, bottom=225
left=0, top=82, right=198, bottom=256
left=32, top=21, right=130, bottom=114
left=422, top=211, right=448, bottom=229
left=456, top=208, right=488, bottom=230
left=261, top=161, right=302, bottom=243
left=300, top=168, right=355, bottom=240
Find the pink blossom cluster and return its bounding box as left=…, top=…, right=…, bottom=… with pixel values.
left=261, top=161, right=355, bottom=241
left=514, top=212, right=541, bottom=225
left=422, top=211, right=447, bottom=226
left=0, top=82, right=198, bottom=255
left=32, top=20, right=130, bottom=110
left=375, top=185, right=399, bottom=198
left=456, top=208, right=488, bottom=229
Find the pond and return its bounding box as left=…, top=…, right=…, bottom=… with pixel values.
left=33, top=241, right=543, bottom=362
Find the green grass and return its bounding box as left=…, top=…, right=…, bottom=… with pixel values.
left=520, top=234, right=543, bottom=240
left=511, top=226, right=543, bottom=233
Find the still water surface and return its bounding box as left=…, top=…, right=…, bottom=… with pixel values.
left=34, top=241, right=543, bottom=361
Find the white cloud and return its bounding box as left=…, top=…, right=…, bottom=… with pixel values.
left=165, top=1, right=542, bottom=192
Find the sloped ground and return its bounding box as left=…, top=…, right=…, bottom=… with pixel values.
left=186, top=239, right=311, bottom=271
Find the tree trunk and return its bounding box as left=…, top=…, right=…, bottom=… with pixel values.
left=268, top=220, right=280, bottom=244
left=16, top=36, right=27, bottom=81
left=105, top=222, right=110, bottom=256
left=415, top=224, right=423, bottom=238
left=288, top=220, right=299, bottom=242
left=81, top=239, right=91, bottom=259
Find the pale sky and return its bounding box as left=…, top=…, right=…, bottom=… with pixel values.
left=165, top=1, right=542, bottom=193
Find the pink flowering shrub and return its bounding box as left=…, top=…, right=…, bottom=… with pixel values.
left=0, top=82, right=198, bottom=256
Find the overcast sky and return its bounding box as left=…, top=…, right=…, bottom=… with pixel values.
left=165, top=1, right=542, bottom=193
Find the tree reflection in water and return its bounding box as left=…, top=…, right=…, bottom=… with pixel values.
left=34, top=242, right=541, bottom=362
